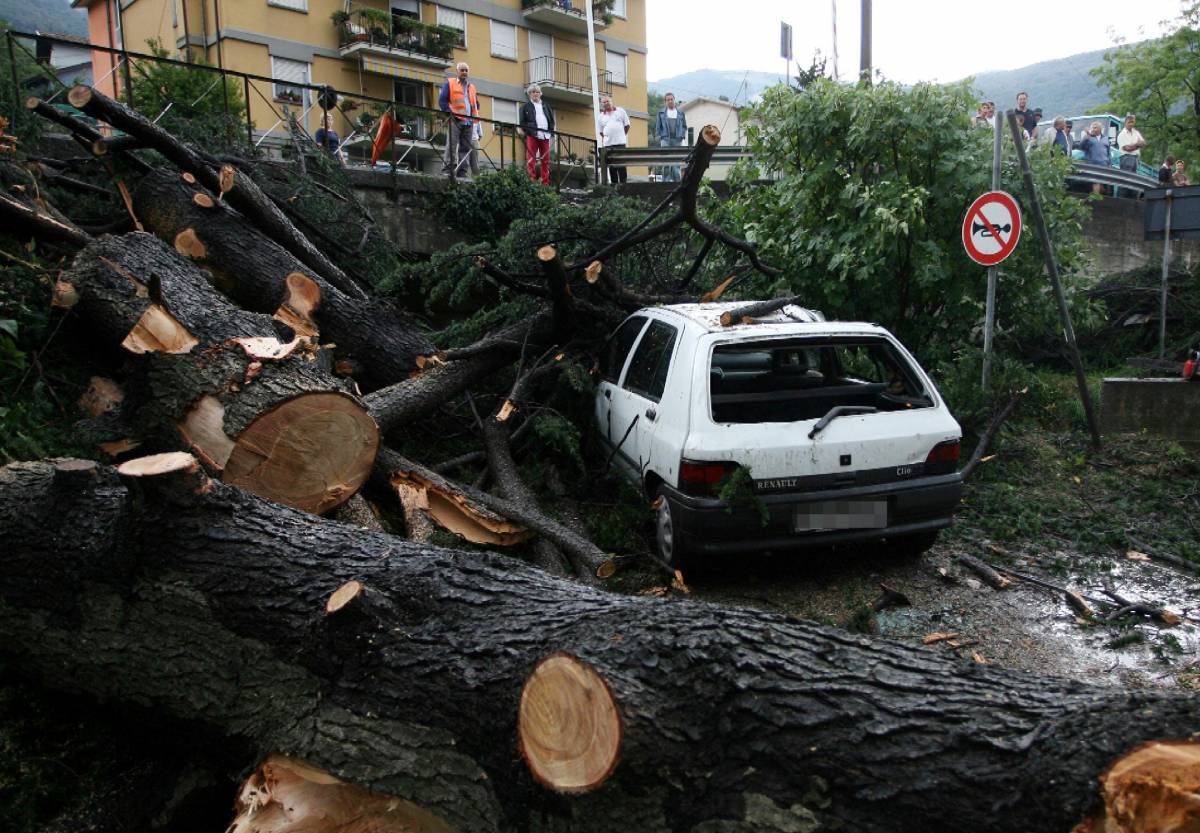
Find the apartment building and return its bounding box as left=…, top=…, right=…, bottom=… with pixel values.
left=73, top=0, right=647, bottom=173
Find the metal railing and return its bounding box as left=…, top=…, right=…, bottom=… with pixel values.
left=603, top=145, right=751, bottom=167
left=1067, top=162, right=1160, bottom=197
left=335, top=13, right=456, bottom=62
left=5, top=29, right=598, bottom=190
left=525, top=56, right=611, bottom=96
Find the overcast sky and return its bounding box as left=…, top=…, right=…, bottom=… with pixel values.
left=646, top=0, right=1186, bottom=89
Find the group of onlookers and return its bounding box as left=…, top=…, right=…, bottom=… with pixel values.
left=973, top=92, right=1191, bottom=192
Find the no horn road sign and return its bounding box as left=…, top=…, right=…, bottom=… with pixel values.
left=962, top=190, right=1022, bottom=266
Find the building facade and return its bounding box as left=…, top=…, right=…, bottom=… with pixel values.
left=73, top=0, right=647, bottom=175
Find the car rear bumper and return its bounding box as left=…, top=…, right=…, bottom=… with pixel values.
left=664, top=473, right=963, bottom=556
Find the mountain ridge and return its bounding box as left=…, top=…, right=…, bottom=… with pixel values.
left=650, top=45, right=1129, bottom=119
left=0, top=0, right=87, bottom=37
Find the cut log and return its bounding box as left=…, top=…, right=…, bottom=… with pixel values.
left=1091, top=740, right=1200, bottom=833
left=228, top=755, right=460, bottom=833
left=517, top=653, right=621, bottom=794
left=132, top=168, right=434, bottom=386
left=957, top=553, right=1014, bottom=590
left=719, top=295, right=804, bottom=327
left=1, top=456, right=1197, bottom=833
left=66, top=85, right=367, bottom=300
left=61, top=233, right=377, bottom=512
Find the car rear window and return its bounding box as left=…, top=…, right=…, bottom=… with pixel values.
left=709, top=337, right=932, bottom=424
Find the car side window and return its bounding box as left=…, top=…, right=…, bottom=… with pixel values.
left=600, top=316, right=647, bottom=384
left=623, top=320, right=678, bottom=402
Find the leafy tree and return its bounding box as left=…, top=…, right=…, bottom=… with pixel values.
left=1092, top=2, right=1200, bottom=167
left=726, top=79, right=1098, bottom=359
left=0, top=21, right=47, bottom=147
left=129, top=39, right=249, bottom=152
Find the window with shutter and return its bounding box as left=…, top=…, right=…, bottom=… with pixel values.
left=268, top=0, right=308, bottom=11
left=271, top=56, right=310, bottom=106
left=611, top=0, right=627, bottom=17
left=436, top=6, right=466, bottom=48
left=490, top=20, right=516, bottom=60
left=605, top=50, right=626, bottom=86
left=492, top=99, right=519, bottom=126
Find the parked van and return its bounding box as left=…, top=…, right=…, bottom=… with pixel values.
left=596, top=303, right=963, bottom=567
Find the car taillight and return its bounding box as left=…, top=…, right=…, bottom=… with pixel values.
left=924, top=439, right=961, bottom=475
left=678, top=459, right=739, bottom=496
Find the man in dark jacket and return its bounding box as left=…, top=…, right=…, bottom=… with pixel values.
left=519, top=84, right=555, bottom=185
left=655, top=92, right=687, bottom=182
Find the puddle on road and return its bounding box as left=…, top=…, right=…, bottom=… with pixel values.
left=689, top=544, right=1200, bottom=689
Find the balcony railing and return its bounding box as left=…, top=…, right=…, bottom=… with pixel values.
left=335, top=12, right=458, bottom=67
left=520, top=0, right=610, bottom=34
left=525, top=56, right=611, bottom=104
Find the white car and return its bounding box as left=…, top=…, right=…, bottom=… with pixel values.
left=595, top=303, right=963, bottom=567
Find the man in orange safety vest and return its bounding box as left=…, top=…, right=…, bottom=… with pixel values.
left=438, top=62, right=479, bottom=179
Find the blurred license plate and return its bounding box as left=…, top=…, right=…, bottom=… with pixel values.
left=794, top=500, right=887, bottom=531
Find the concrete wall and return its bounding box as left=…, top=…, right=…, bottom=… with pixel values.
left=1100, top=378, right=1200, bottom=446
left=1080, top=196, right=1200, bottom=277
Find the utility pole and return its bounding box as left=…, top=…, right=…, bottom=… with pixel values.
left=859, top=0, right=872, bottom=84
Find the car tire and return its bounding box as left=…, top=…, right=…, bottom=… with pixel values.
left=890, top=530, right=940, bottom=559
left=654, top=487, right=690, bottom=571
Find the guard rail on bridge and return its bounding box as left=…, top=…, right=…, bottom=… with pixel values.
left=1068, top=163, right=1160, bottom=196
left=602, top=148, right=1160, bottom=194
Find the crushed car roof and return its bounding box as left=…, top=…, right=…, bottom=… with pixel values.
left=655, top=303, right=887, bottom=337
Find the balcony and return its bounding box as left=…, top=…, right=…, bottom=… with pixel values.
left=521, top=0, right=610, bottom=35
left=525, top=56, right=611, bottom=105
left=336, top=11, right=457, bottom=71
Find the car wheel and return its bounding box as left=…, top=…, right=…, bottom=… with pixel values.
left=890, top=530, right=940, bottom=559
left=654, top=487, right=690, bottom=570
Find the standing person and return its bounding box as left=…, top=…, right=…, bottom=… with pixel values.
left=1050, top=116, right=1072, bottom=156
left=519, top=84, right=555, bottom=185
left=1159, top=155, right=1176, bottom=185
left=1173, top=159, right=1190, bottom=187
left=438, top=62, right=478, bottom=180
left=313, top=113, right=343, bottom=163
left=599, top=95, right=630, bottom=185
left=656, top=92, right=688, bottom=181
left=1116, top=114, right=1147, bottom=173
left=1014, top=92, right=1038, bottom=136
left=1078, top=120, right=1111, bottom=194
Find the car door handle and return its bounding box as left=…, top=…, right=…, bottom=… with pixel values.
left=645, top=407, right=657, bottom=421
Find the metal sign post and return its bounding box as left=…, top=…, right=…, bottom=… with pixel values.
left=982, top=110, right=1002, bottom=390
left=781, top=21, right=793, bottom=85
left=1005, top=109, right=1102, bottom=447
left=1160, top=191, right=1173, bottom=359
left=584, top=0, right=603, bottom=184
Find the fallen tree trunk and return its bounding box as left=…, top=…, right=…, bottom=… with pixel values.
left=132, top=168, right=435, bottom=387
left=1, top=454, right=1195, bottom=833
left=65, top=85, right=367, bottom=300
left=365, top=312, right=553, bottom=432
left=60, top=233, right=378, bottom=512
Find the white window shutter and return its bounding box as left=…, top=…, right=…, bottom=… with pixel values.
left=490, top=21, right=516, bottom=60
left=605, top=51, right=626, bottom=85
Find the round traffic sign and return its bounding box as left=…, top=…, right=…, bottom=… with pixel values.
left=961, top=191, right=1022, bottom=266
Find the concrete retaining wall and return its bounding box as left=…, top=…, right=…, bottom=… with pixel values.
left=1100, top=377, right=1200, bottom=445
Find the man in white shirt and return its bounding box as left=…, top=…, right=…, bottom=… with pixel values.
left=598, top=95, right=630, bottom=184
left=1116, top=114, right=1147, bottom=173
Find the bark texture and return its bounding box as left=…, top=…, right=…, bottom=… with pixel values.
left=132, top=168, right=435, bottom=387
left=66, top=85, right=365, bottom=300
left=1, top=457, right=1196, bottom=833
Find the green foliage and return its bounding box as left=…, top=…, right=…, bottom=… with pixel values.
left=129, top=39, right=250, bottom=154
left=0, top=23, right=46, bottom=148
left=715, top=466, right=769, bottom=526
left=727, top=79, right=1098, bottom=361
left=1093, top=3, right=1200, bottom=167
left=0, top=246, right=98, bottom=463
left=424, top=166, right=559, bottom=244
